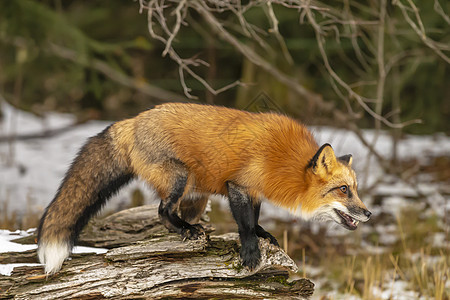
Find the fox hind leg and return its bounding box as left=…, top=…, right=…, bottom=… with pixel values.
left=157, top=182, right=206, bottom=240
left=179, top=194, right=209, bottom=224
left=150, top=160, right=205, bottom=240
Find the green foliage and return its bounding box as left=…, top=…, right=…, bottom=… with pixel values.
left=0, top=0, right=155, bottom=119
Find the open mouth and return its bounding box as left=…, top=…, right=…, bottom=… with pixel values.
left=334, top=209, right=359, bottom=230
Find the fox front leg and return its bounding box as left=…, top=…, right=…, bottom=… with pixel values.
left=253, top=202, right=280, bottom=247
left=226, top=182, right=260, bottom=269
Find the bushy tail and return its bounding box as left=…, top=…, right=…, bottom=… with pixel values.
left=37, top=126, right=133, bottom=274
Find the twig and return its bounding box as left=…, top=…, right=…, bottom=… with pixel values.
left=393, top=0, right=450, bottom=64
left=305, top=2, right=421, bottom=129
left=162, top=0, right=187, bottom=57
left=433, top=0, right=450, bottom=25
left=343, top=0, right=371, bottom=72
left=364, top=0, right=387, bottom=187
left=192, top=1, right=324, bottom=105
left=142, top=0, right=246, bottom=99
left=0, top=123, right=80, bottom=143
left=266, top=1, right=294, bottom=64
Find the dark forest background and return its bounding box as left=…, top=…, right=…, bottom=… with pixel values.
left=0, top=0, right=449, bottom=134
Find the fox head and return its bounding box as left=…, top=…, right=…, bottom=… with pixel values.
left=301, top=144, right=371, bottom=230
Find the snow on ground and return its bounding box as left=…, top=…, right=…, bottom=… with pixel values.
left=370, top=281, right=422, bottom=300
left=0, top=229, right=107, bottom=276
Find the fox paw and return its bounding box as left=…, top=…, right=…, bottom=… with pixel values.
left=240, top=241, right=261, bottom=270
left=266, top=235, right=280, bottom=247
left=255, top=225, right=280, bottom=247
left=181, top=224, right=205, bottom=240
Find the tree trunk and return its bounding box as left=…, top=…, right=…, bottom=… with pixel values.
left=1, top=205, right=314, bottom=299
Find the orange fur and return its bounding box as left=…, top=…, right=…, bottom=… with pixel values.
left=111, top=103, right=322, bottom=209
left=112, top=103, right=368, bottom=218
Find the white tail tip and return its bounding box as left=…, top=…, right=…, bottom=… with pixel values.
left=38, top=241, right=71, bottom=274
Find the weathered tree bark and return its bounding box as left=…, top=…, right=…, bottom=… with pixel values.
left=0, top=205, right=314, bottom=299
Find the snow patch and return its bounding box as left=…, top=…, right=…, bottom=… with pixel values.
left=0, top=229, right=37, bottom=253
left=0, top=263, right=42, bottom=276
left=72, top=246, right=108, bottom=255
left=0, top=229, right=108, bottom=276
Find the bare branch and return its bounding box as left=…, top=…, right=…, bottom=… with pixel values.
left=266, top=1, right=294, bottom=64
left=434, top=0, right=450, bottom=25
left=162, top=0, right=187, bottom=57
left=141, top=0, right=247, bottom=99
left=305, top=2, right=421, bottom=129
left=394, top=0, right=450, bottom=64
left=193, top=1, right=322, bottom=103
left=363, top=0, right=387, bottom=187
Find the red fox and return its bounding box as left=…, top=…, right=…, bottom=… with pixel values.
left=37, top=103, right=371, bottom=274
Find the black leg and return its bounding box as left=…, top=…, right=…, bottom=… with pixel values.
left=253, top=202, right=261, bottom=225
left=227, top=182, right=260, bottom=269
left=158, top=176, right=204, bottom=240
left=253, top=202, right=280, bottom=247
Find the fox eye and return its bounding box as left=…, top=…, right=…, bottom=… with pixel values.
left=339, top=185, right=348, bottom=194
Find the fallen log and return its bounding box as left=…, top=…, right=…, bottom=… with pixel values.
left=1, top=205, right=314, bottom=299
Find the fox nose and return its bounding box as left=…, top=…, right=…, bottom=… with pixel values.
left=364, top=210, right=372, bottom=219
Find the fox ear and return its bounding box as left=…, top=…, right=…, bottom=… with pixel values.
left=309, top=144, right=337, bottom=176
left=338, top=154, right=353, bottom=167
